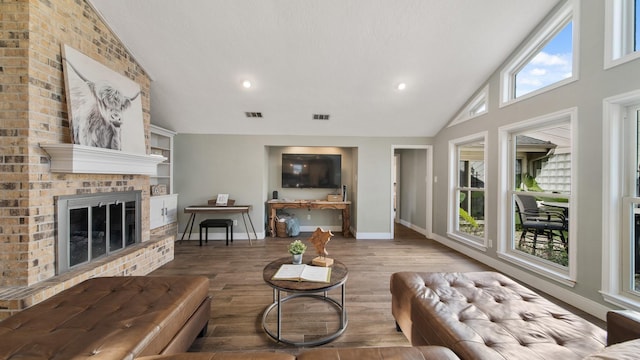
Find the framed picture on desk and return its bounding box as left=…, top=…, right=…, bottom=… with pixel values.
left=216, top=193, right=229, bottom=206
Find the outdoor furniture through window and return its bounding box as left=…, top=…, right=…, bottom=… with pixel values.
left=514, top=193, right=567, bottom=252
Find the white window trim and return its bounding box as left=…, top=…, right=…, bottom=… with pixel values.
left=497, top=108, right=577, bottom=286
left=448, top=132, right=489, bottom=251
left=500, top=0, right=580, bottom=108
left=604, top=0, right=640, bottom=69
left=602, top=89, right=640, bottom=311
left=448, top=85, right=489, bottom=127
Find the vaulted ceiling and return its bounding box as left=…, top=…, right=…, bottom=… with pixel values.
left=88, top=0, right=559, bottom=137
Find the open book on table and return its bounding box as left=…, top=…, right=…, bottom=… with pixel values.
left=271, top=264, right=331, bottom=283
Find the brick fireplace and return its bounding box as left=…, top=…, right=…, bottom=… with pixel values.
left=0, top=0, right=175, bottom=319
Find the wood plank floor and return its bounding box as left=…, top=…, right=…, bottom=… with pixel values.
left=150, top=224, right=601, bottom=355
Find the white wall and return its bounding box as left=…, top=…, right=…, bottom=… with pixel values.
left=173, top=134, right=431, bottom=239
left=397, top=148, right=428, bottom=232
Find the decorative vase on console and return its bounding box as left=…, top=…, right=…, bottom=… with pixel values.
left=288, top=239, right=307, bottom=265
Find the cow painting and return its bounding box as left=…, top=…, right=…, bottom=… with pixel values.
left=62, top=45, right=145, bottom=154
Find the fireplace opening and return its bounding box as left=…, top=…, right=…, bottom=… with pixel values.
left=56, top=191, right=142, bottom=274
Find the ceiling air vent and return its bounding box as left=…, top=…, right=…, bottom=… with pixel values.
left=245, top=112, right=263, bottom=118
left=312, top=114, right=330, bottom=120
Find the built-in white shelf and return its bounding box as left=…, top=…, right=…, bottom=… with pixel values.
left=40, top=143, right=166, bottom=175
left=150, top=125, right=176, bottom=194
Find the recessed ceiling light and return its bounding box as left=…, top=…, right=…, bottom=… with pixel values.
left=242, top=80, right=252, bottom=89
left=397, top=83, right=407, bottom=91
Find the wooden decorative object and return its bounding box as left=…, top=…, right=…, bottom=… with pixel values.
left=308, top=227, right=334, bottom=267
left=312, top=256, right=334, bottom=267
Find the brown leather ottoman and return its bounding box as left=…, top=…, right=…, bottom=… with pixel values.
left=139, top=352, right=295, bottom=360
left=391, top=271, right=607, bottom=359
left=138, top=346, right=460, bottom=360
left=0, top=276, right=211, bottom=359
left=296, top=345, right=459, bottom=359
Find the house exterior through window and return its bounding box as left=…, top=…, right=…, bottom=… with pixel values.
left=448, top=133, right=488, bottom=249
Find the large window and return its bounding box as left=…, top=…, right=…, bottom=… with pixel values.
left=449, top=133, right=487, bottom=249
left=603, top=91, right=640, bottom=310
left=501, top=0, right=577, bottom=106
left=498, top=109, right=576, bottom=284
left=605, top=0, right=640, bottom=68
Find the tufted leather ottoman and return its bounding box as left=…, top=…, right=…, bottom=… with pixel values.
left=391, top=271, right=607, bottom=360
left=0, top=276, right=211, bottom=359
left=138, top=345, right=461, bottom=360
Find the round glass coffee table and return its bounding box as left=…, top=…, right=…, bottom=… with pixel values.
left=262, top=256, right=348, bottom=346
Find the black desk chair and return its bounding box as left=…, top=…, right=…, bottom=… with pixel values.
left=199, top=219, right=234, bottom=246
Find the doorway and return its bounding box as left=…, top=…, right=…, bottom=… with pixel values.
left=390, top=145, right=432, bottom=239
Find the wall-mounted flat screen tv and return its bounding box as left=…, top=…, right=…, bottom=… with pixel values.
left=282, top=154, right=341, bottom=189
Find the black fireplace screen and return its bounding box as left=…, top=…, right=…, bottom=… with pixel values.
left=58, top=191, right=141, bottom=273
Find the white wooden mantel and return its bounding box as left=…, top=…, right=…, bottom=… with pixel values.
left=40, top=143, right=166, bottom=175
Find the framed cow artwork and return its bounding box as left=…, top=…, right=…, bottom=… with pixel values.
left=61, top=44, right=145, bottom=155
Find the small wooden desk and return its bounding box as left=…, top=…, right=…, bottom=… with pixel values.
left=266, top=200, right=351, bottom=237
left=181, top=205, right=257, bottom=244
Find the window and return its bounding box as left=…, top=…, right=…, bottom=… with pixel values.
left=448, top=133, right=488, bottom=249
left=636, top=0, right=640, bottom=50
left=501, top=1, right=577, bottom=106
left=633, top=0, right=640, bottom=51
left=602, top=90, right=640, bottom=311
left=498, top=109, right=576, bottom=284
left=515, top=22, right=573, bottom=98
left=448, top=86, right=489, bottom=127
left=605, top=0, right=640, bottom=68
left=624, top=104, right=640, bottom=296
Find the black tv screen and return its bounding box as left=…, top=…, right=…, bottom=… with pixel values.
left=282, top=154, right=341, bottom=189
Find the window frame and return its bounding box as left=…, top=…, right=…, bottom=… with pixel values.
left=497, top=108, right=577, bottom=286
left=448, top=132, right=489, bottom=250
left=605, top=0, right=640, bottom=69
left=500, top=0, right=579, bottom=107
left=602, top=90, right=640, bottom=311
left=448, top=85, right=489, bottom=127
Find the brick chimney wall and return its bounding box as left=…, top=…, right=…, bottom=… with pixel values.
left=0, top=0, right=173, bottom=306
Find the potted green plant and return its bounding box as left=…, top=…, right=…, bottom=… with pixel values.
left=288, top=239, right=307, bottom=264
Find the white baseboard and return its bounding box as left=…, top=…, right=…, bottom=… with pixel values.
left=432, top=233, right=612, bottom=320
left=398, top=219, right=427, bottom=236
left=353, top=232, right=392, bottom=239
left=299, top=225, right=342, bottom=233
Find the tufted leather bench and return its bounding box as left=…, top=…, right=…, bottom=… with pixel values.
left=138, top=345, right=461, bottom=360
left=0, top=276, right=211, bottom=359
left=390, top=271, right=609, bottom=359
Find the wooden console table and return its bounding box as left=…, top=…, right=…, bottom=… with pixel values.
left=266, top=200, right=352, bottom=238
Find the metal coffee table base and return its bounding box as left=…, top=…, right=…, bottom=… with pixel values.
left=261, top=286, right=348, bottom=346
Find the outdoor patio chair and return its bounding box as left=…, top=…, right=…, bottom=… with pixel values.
left=514, top=193, right=567, bottom=252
